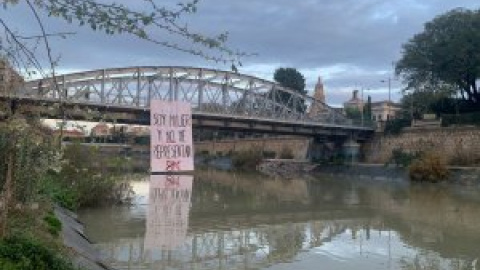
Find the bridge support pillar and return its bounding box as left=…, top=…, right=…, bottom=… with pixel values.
left=342, top=139, right=360, bottom=163
left=307, top=138, right=340, bottom=162
left=308, top=137, right=363, bottom=163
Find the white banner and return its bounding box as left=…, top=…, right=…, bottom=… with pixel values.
left=150, top=100, right=194, bottom=172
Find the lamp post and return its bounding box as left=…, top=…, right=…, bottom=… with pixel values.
left=380, top=77, right=391, bottom=102
left=381, top=78, right=392, bottom=120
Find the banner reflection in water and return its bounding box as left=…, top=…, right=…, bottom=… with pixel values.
left=144, top=175, right=193, bottom=255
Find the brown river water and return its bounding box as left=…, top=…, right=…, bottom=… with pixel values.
left=78, top=169, right=480, bottom=270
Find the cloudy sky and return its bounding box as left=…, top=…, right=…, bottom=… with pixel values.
left=2, top=0, right=480, bottom=107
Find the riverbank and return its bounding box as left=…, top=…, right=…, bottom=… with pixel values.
left=315, top=163, right=480, bottom=184
left=54, top=206, right=112, bottom=270
left=256, top=159, right=480, bottom=184
left=195, top=153, right=480, bottom=184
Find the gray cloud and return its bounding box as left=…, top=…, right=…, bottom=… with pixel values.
left=2, top=0, right=480, bottom=105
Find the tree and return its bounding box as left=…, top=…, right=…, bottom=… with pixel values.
left=0, top=0, right=247, bottom=239
left=272, top=67, right=307, bottom=112
left=395, top=8, right=480, bottom=108
left=345, top=107, right=361, bottom=120
left=274, top=67, right=306, bottom=94
left=0, top=0, right=247, bottom=77
left=400, top=85, right=457, bottom=119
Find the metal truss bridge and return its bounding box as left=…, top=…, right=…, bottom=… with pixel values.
left=5, top=66, right=373, bottom=138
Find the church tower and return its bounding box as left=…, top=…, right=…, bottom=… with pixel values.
left=313, top=76, right=326, bottom=103
left=308, top=77, right=326, bottom=117
left=308, top=76, right=327, bottom=117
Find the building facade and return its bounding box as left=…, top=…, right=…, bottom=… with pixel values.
left=343, top=90, right=364, bottom=111
left=371, top=101, right=402, bottom=121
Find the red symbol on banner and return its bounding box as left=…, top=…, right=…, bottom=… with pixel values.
left=165, top=176, right=180, bottom=187
left=166, top=160, right=181, bottom=171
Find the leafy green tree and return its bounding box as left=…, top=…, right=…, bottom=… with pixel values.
left=345, top=107, right=362, bottom=120
left=395, top=8, right=480, bottom=107
left=272, top=67, right=307, bottom=112
left=0, top=118, right=58, bottom=237
left=400, top=86, right=456, bottom=119
left=274, top=67, right=306, bottom=93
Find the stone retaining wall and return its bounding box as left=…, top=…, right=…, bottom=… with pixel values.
left=366, top=127, right=480, bottom=165
left=194, top=136, right=311, bottom=160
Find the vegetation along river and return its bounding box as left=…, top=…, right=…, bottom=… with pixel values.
left=78, top=169, right=480, bottom=270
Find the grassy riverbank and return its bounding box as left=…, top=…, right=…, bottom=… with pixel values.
left=0, top=202, right=76, bottom=270
left=0, top=118, right=134, bottom=269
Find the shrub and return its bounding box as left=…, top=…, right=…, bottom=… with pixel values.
left=262, top=151, right=276, bottom=159
left=43, top=212, right=62, bottom=237
left=442, top=111, right=480, bottom=127
left=43, top=143, right=132, bottom=209
left=232, top=149, right=263, bottom=170
left=279, top=147, right=294, bottom=159
left=39, top=174, right=76, bottom=210
left=384, top=118, right=412, bottom=135
left=0, top=236, right=75, bottom=270
left=0, top=119, right=58, bottom=204
left=386, top=148, right=421, bottom=167
left=408, top=152, right=449, bottom=182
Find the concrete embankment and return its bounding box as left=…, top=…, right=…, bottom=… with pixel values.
left=54, top=206, right=114, bottom=270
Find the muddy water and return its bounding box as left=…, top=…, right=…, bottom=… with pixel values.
left=79, top=169, right=480, bottom=270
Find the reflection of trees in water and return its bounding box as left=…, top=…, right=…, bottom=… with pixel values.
left=377, top=182, right=480, bottom=230
left=87, top=169, right=480, bottom=269
left=399, top=251, right=476, bottom=270
left=264, top=223, right=306, bottom=262
left=366, top=182, right=480, bottom=262
left=98, top=219, right=363, bottom=270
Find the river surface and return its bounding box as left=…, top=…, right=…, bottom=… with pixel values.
left=79, top=169, right=480, bottom=270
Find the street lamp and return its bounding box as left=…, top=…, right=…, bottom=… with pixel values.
left=380, top=78, right=392, bottom=120
left=380, top=77, right=391, bottom=103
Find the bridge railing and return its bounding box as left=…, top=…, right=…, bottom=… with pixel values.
left=9, top=66, right=370, bottom=129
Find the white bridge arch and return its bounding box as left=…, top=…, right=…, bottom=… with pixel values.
left=21, top=66, right=354, bottom=126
